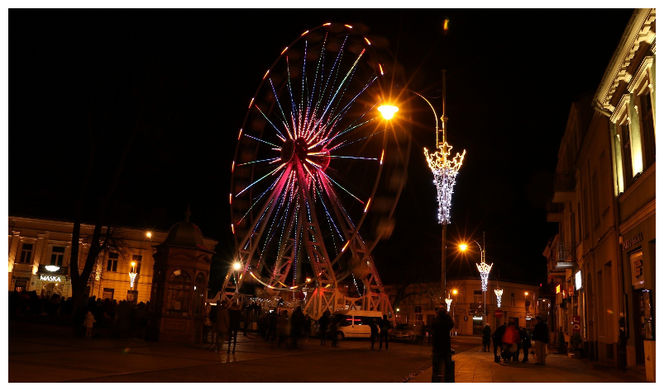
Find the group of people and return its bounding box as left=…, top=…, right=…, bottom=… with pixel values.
left=484, top=316, right=550, bottom=365
left=206, top=301, right=313, bottom=353
left=9, top=290, right=150, bottom=339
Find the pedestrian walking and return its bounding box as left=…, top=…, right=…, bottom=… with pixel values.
left=303, top=314, right=312, bottom=342
left=481, top=323, right=491, bottom=352
left=368, top=317, right=379, bottom=350
left=378, top=315, right=391, bottom=351
left=532, top=316, right=550, bottom=364
left=215, top=300, right=230, bottom=354
left=227, top=302, right=242, bottom=353
left=290, top=306, right=305, bottom=348
left=492, top=322, right=506, bottom=363
left=209, top=300, right=219, bottom=344
left=243, top=305, right=253, bottom=336
left=520, top=327, right=532, bottom=362
left=431, top=309, right=455, bottom=382
left=83, top=310, right=96, bottom=338
left=318, top=310, right=330, bottom=346
left=276, top=310, right=289, bottom=348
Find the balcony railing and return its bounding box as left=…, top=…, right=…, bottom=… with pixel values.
left=553, top=172, right=575, bottom=192
left=546, top=202, right=564, bottom=213
left=556, top=243, right=574, bottom=262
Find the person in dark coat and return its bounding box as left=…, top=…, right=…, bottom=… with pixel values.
left=318, top=310, right=330, bottom=346
left=520, top=327, right=532, bottom=362
left=492, top=322, right=506, bottom=363
left=368, top=317, right=379, bottom=350
left=266, top=311, right=278, bottom=343
left=290, top=306, right=306, bottom=348
left=532, top=316, right=550, bottom=364
left=378, top=315, right=391, bottom=351
left=481, top=323, right=491, bottom=352
left=227, top=302, right=242, bottom=353
left=431, top=309, right=455, bottom=382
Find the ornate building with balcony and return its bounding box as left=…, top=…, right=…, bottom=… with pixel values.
left=546, top=9, right=655, bottom=381
left=592, top=8, right=656, bottom=381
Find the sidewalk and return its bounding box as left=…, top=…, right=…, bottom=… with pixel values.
left=409, top=343, right=648, bottom=383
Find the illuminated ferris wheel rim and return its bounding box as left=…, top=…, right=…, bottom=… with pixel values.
left=229, top=22, right=394, bottom=235
left=227, top=22, right=407, bottom=293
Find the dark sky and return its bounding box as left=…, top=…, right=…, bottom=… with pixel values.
left=8, top=8, right=635, bottom=287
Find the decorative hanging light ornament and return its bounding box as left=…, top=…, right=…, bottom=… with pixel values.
left=494, top=288, right=504, bottom=308
left=445, top=296, right=453, bottom=312
left=424, top=142, right=466, bottom=224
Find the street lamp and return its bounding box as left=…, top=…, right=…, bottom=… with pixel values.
left=379, top=71, right=466, bottom=305
left=460, top=232, right=493, bottom=319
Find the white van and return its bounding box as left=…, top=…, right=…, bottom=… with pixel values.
left=329, top=310, right=384, bottom=339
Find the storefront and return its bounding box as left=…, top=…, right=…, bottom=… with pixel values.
left=33, top=265, right=71, bottom=298
left=620, top=215, right=655, bottom=379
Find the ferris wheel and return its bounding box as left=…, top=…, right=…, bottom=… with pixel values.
left=222, top=23, right=410, bottom=319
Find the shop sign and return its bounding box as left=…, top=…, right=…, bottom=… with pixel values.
left=575, top=271, right=582, bottom=290
left=622, top=232, right=643, bottom=251
left=567, top=285, right=574, bottom=297
left=40, top=275, right=62, bottom=283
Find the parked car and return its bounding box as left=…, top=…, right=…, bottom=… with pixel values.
left=316, top=310, right=383, bottom=340
left=388, top=323, right=415, bottom=342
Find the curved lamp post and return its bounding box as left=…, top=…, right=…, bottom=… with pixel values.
left=460, top=232, right=493, bottom=319
left=379, top=72, right=466, bottom=305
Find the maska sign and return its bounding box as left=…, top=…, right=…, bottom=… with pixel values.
left=40, top=275, right=62, bottom=283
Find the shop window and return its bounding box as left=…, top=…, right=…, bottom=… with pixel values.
left=19, top=243, right=33, bottom=263
left=107, top=252, right=118, bottom=272
left=193, top=273, right=206, bottom=317
left=50, top=246, right=65, bottom=266
left=166, top=269, right=192, bottom=316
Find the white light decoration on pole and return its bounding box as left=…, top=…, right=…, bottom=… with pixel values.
left=129, top=261, right=137, bottom=289
left=425, top=142, right=466, bottom=225
left=445, top=297, right=453, bottom=313
left=494, top=288, right=503, bottom=308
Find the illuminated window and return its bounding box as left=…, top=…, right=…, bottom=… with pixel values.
left=50, top=246, right=65, bottom=266
left=132, top=255, right=142, bottom=274
left=166, top=269, right=192, bottom=316
left=106, top=252, right=118, bottom=272
left=19, top=243, right=33, bottom=264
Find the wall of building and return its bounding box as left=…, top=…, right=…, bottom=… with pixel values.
left=8, top=216, right=217, bottom=306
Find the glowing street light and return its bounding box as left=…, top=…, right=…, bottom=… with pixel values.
left=233, top=261, right=242, bottom=271
left=377, top=104, right=399, bottom=120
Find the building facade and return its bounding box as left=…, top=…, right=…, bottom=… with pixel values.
left=8, top=216, right=217, bottom=305
left=546, top=8, right=655, bottom=381
left=386, top=278, right=543, bottom=336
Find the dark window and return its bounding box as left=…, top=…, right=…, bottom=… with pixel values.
left=639, top=91, right=655, bottom=167
left=166, top=269, right=192, bottom=316
left=50, top=246, right=65, bottom=266
left=19, top=243, right=33, bottom=263
left=107, top=252, right=118, bottom=272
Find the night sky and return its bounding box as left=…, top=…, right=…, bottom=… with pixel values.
left=8, top=8, right=635, bottom=289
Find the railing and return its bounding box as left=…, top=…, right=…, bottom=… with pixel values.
left=546, top=202, right=565, bottom=213
left=556, top=243, right=574, bottom=262
left=553, top=172, right=575, bottom=192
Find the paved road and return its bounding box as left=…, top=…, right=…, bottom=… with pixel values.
left=9, top=320, right=646, bottom=383
left=9, top=320, right=454, bottom=382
